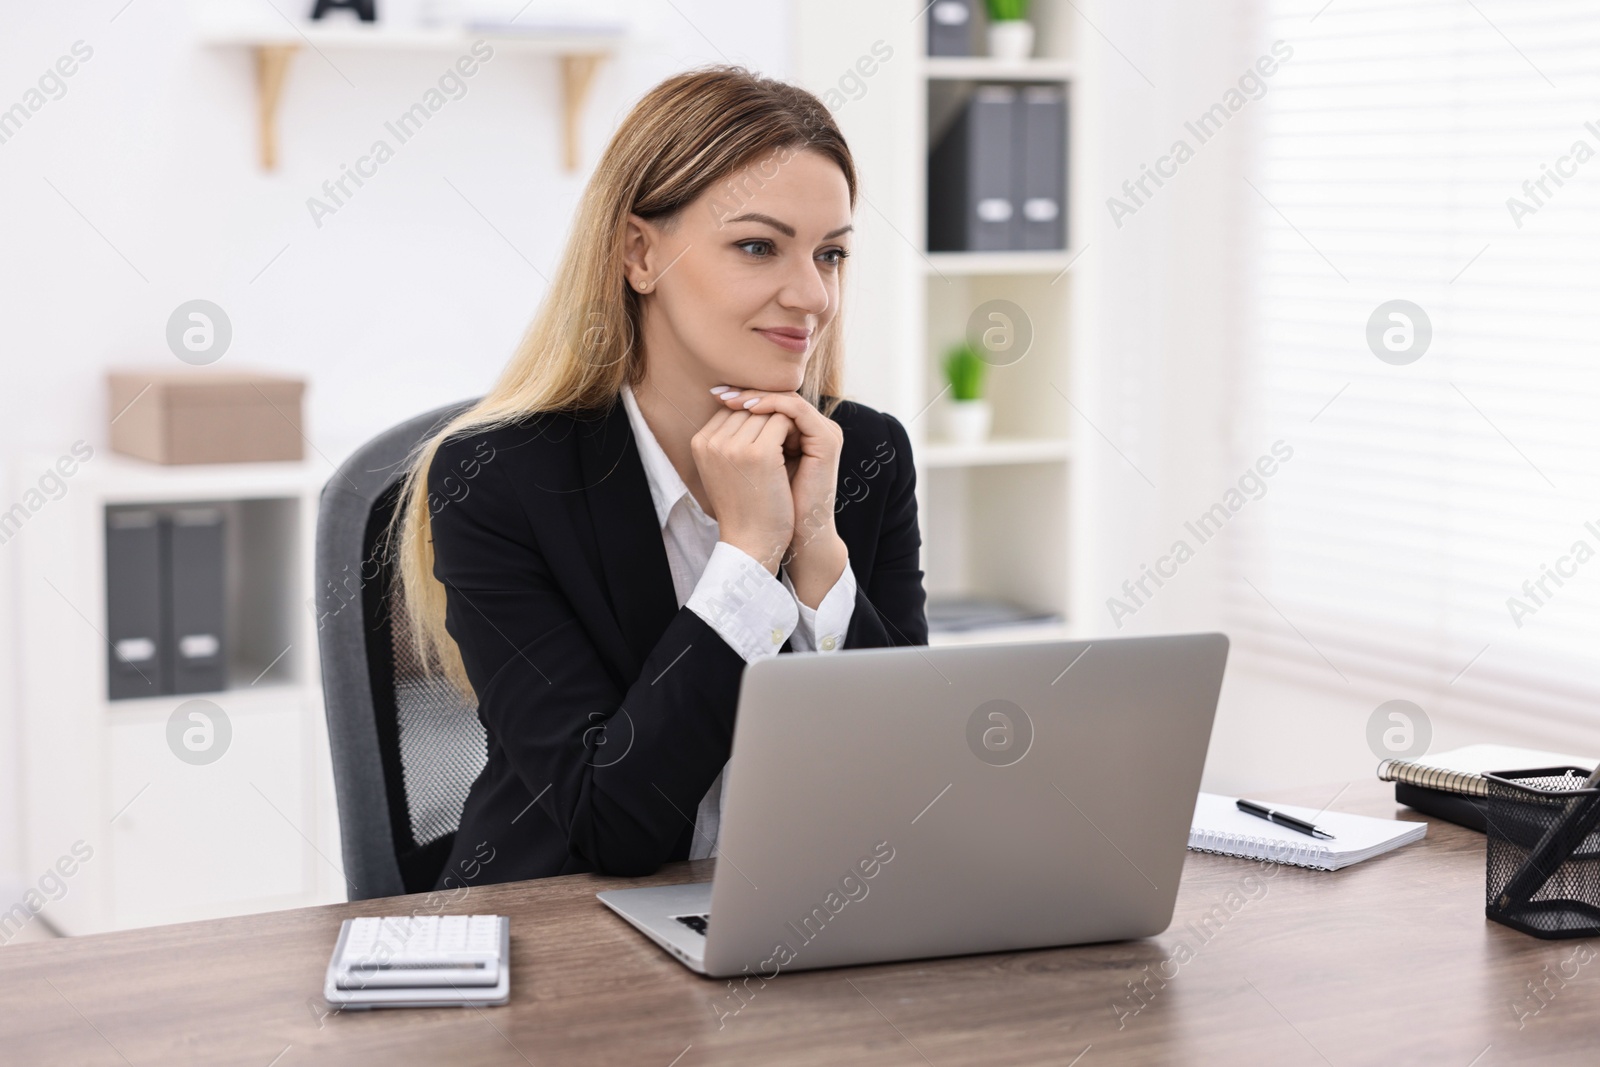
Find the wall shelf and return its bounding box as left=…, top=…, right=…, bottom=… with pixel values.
left=925, top=249, right=1081, bottom=276
left=104, top=680, right=306, bottom=716
left=194, top=20, right=627, bottom=171
left=920, top=438, right=1071, bottom=468
left=929, top=618, right=1073, bottom=647
left=89, top=453, right=325, bottom=501
left=923, top=56, right=1076, bottom=82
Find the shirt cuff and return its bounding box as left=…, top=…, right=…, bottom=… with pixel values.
left=783, top=558, right=856, bottom=653
left=686, top=541, right=798, bottom=663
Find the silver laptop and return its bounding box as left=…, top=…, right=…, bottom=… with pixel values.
left=597, top=632, right=1228, bottom=977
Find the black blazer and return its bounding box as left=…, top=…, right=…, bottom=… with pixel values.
left=428, top=395, right=927, bottom=890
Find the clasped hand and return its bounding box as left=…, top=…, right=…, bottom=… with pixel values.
left=689, top=387, right=848, bottom=608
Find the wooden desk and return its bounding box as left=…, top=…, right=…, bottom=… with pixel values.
left=3, top=780, right=1597, bottom=1065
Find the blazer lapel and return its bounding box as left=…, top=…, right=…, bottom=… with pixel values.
left=576, top=400, right=681, bottom=680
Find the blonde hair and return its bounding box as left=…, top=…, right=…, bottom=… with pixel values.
left=392, top=65, right=859, bottom=696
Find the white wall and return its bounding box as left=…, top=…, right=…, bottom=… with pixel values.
left=1074, top=0, right=1600, bottom=796
left=1073, top=0, right=1467, bottom=795
left=1071, top=0, right=1277, bottom=792
left=1072, top=0, right=1259, bottom=639
left=0, top=0, right=793, bottom=892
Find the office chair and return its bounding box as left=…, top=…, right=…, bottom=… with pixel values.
left=315, top=399, right=486, bottom=901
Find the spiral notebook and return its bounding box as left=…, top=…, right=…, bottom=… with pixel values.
left=1376, top=744, right=1597, bottom=832
left=1378, top=744, right=1596, bottom=798
left=1188, top=793, right=1427, bottom=871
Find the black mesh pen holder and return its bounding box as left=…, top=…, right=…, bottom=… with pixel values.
left=1484, top=767, right=1600, bottom=939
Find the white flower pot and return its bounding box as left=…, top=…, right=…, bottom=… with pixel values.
left=942, top=399, right=992, bottom=445
left=987, top=20, right=1035, bottom=62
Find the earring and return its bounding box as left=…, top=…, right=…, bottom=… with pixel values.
left=636, top=280, right=649, bottom=291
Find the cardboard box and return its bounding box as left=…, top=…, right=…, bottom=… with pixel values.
left=108, top=369, right=307, bottom=465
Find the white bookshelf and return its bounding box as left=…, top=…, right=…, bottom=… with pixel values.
left=12, top=454, right=342, bottom=934
left=795, top=1, right=1084, bottom=643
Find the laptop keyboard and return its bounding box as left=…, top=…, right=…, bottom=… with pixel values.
left=674, top=914, right=710, bottom=936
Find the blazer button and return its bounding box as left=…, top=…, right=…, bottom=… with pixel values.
left=821, top=635, right=837, bottom=651
left=771, top=628, right=784, bottom=645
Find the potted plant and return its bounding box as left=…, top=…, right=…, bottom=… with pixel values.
left=941, top=342, right=992, bottom=445
left=986, top=0, right=1034, bottom=62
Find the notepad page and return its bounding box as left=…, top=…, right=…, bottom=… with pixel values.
left=1189, top=793, right=1426, bottom=869
left=1411, top=744, right=1594, bottom=775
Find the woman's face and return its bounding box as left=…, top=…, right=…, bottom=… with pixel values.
left=626, top=147, right=853, bottom=394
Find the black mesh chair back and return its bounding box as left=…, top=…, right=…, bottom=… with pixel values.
left=315, top=400, right=486, bottom=900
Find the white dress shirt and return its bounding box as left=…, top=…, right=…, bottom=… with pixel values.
left=619, top=382, right=856, bottom=860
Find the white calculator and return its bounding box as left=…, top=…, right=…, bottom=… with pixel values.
left=323, top=914, right=510, bottom=1009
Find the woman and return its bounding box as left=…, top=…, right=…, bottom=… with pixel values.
left=396, top=66, right=928, bottom=890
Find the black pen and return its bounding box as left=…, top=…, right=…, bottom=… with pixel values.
left=1236, top=798, right=1336, bottom=840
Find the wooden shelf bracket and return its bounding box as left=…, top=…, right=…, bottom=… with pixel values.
left=560, top=54, right=604, bottom=172
left=254, top=43, right=300, bottom=171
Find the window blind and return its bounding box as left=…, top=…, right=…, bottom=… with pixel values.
left=1229, top=0, right=1600, bottom=722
